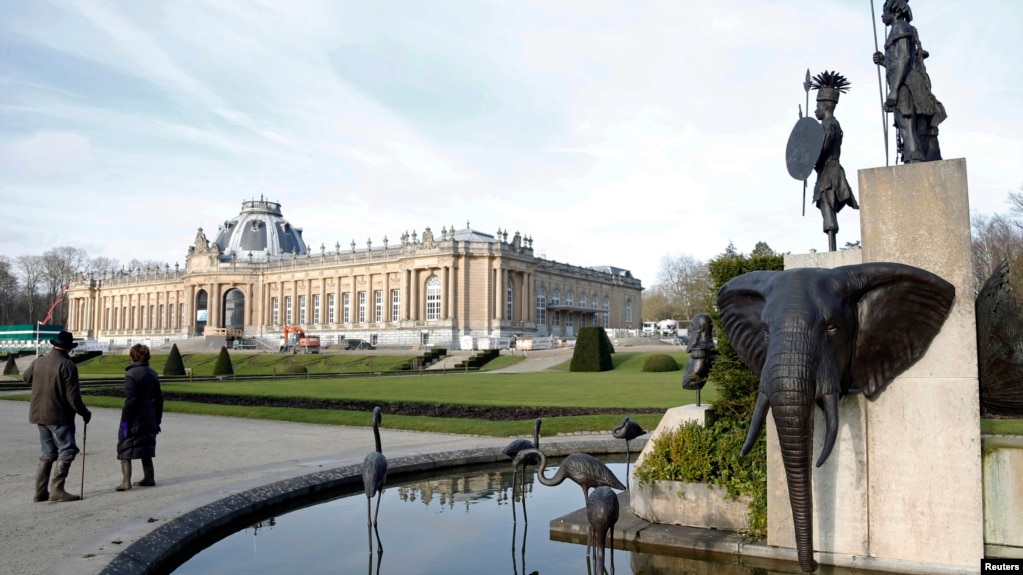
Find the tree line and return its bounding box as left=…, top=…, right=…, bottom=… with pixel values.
left=0, top=247, right=167, bottom=327
left=645, top=189, right=1023, bottom=326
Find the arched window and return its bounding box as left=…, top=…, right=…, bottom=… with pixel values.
left=551, top=288, right=560, bottom=306
left=536, top=286, right=547, bottom=327
left=566, top=291, right=574, bottom=307
left=506, top=278, right=514, bottom=321
left=425, top=276, right=442, bottom=321
left=625, top=298, right=633, bottom=324
left=592, top=293, right=599, bottom=326
left=223, top=289, right=245, bottom=330
left=579, top=293, right=587, bottom=308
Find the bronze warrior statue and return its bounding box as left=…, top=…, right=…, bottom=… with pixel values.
left=872, top=0, right=946, bottom=163
left=810, top=71, right=859, bottom=252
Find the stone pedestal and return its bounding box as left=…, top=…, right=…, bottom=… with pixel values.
left=766, top=159, right=983, bottom=571
left=631, top=404, right=712, bottom=490
left=858, top=159, right=983, bottom=568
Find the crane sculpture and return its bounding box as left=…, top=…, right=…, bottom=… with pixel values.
left=611, top=417, right=646, bottom=485
left=512, top=448, right=624, bottom=554
left=587, top=486, right=620, bottom=575
left=361, top=406, right=387, bottom=555
left=502, top=418, right=542, bottom=522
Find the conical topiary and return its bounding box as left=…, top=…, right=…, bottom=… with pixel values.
left=212, top=346, right=234, bottom=376
left=569, top=326, right=614, bottom=372
left=3, top=355, right=18, bottom=376
left=163, top=343, right=186, bottom=376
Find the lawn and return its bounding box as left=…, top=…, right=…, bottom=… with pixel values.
left=10, top=350, right=698, bottom=436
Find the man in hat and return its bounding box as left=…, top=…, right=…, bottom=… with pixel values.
left=811, top=70, right=860, bottom=252
left=24, top=330, right=92, bottom=502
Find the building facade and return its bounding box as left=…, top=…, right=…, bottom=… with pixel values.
left=64, top=199, right=644, bottom=349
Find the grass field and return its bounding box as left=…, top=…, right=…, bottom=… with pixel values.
left=7, top=349, right=700, bottom=436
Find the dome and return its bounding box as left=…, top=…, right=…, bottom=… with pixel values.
left=214, top=198, right=307, bottom=262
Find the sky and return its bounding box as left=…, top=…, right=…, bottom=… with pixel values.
left=1, top=1, right=1021, bottom=287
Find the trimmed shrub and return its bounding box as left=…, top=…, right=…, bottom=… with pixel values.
left=163, top=344, right=186, bottom=376
left=3, top=355, right=17, bottom=376
left=569, top=327, right=613, bottom=372
left=598, top=327, right=616, bottom=354
left=278, top=363, right=308, bottom=375
left=642, top=354, right=679, bottom=372
left=212, top=346, right=234, bottom=376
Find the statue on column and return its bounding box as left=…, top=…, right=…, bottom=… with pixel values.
left=872, top=0, right=946, bottom=163
left=810, top=70, right=860, bottom=252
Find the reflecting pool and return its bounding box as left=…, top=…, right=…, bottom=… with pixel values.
left=173, top=456, right=900, bottom=575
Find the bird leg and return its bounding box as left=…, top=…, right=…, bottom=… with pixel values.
left=373, top=492, right=384, bottom=554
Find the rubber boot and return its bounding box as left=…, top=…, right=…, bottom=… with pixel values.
left=116, top=460, right=132, bottom=491
left=48, top=460, right=81, bottom=502
left=34, top=461, right=53, bottom=502
left=134, top=458, right=155, bottom=487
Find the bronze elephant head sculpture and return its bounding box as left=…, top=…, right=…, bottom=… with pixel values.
left=716, top=262, right=954, bottom=572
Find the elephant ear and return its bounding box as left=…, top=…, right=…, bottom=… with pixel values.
left=717, top=270, right=776, bottom=375
left=843, top=263, right=955, bottom=399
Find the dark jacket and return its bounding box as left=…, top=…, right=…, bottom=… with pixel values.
left=117, top=361, right=165, bottom=460
left=26, top=350, right=90, bottom=426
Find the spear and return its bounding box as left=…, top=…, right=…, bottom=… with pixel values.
left=870, top=0, right=890, bottom=166
left=802, top=69, right=811, bottom=217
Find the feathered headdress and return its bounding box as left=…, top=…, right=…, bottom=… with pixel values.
left=811, top=70, right=851, bottom=103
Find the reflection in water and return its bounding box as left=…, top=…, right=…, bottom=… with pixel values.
left=174, top=458, right=903, bottom=575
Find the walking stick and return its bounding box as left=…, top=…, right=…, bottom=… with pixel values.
left=80, top=422, right=87, bottom=500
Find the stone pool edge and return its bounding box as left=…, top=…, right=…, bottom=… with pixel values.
left=53, top=437, right=634, bottom=575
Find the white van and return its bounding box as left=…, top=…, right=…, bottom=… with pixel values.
left=642, top=322, right=657, bottom=336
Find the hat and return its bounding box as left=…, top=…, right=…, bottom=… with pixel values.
left=50, top=331, right=78, bottom=350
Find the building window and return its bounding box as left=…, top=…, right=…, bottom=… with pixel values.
left=374, top=290, right=383, bottom=323
left=506, top=279, right=514, bottom=321
left=342, top=293, right=350, bottom=324
left=603, top=296, right=610, bottom=328
left=553, top=310, right=561, bottom=329
left=272, top=297, right=280, bottom=326
left=625, top=298, right=633, bottom=324
left=159, top=305, right=165, bottom=329
left=566, top=291, right=574, bottom=307
left=168, top=304, right=175, bottom=330
left=327, top=293, right=336, bottom=324
left=592, top=293, right=599, bottom=326
left=551, top=289, right=560, bottom=306
left=299, top=295, right=307, bottom=324
left=425, top=275, right=441, bottom=321
left=536, top=287, right=547, bottom=328
left=285, top=296, right=293, bottom=324
left=391, top=289, right=400, bottom=322
left=358, top=291, right=366, bottom=323
left=566, top=312, right=574, bottom=329
left=579, top=293, right=586, bottom=309
left=313, top=294, right=321, bottom=324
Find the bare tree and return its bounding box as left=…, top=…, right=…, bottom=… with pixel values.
left=0, top=256, right=18, bottom=325
left=41, top=246, right=88, bottom=325
left=655, top=253, right=713, bottom=325
left=88, top=256, right=121, bottom=275
left=15, top=254, right=44, bottom=323
left=972, top=211, right=1023, bottom=296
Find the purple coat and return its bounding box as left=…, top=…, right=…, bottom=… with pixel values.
left=117, top=361, right=164, bottom=460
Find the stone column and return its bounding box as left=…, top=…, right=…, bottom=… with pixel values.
left=441, top=266, right=449, bottom=319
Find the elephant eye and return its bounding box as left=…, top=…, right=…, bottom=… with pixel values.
left=826, top=323, right=839, bottom=336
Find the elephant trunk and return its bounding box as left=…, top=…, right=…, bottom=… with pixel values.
left=765, top=336, right=821, bottom=573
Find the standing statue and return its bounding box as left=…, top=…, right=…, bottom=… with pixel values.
left=682, top=313, right=717, bottom=405
left=810, top=71, right=860, bottom=252
left=872, top=0, right=946, bottom=163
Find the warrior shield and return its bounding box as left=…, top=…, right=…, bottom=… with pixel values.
left=785, top=116, right=824, bottom=181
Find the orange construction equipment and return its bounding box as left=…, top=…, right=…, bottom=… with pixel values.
left=283, top=324, right=320, bottom=354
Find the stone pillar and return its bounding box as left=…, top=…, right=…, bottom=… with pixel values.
left=441, top=266, right=449, bottom=319
left=857, top=158, right=983, bottom=568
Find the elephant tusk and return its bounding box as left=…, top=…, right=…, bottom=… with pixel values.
left=741, top=392, right=771, bottom=457
left=816, top=392, right=840, bottom=468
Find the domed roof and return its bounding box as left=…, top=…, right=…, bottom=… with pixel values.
left=214, top=198, right=307, bottom=262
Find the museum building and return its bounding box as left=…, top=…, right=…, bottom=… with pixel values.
left=62, top=198, right=644, bottom=349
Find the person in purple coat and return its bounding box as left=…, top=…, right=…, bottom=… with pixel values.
left=115, top=344, right=164, bottom=490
